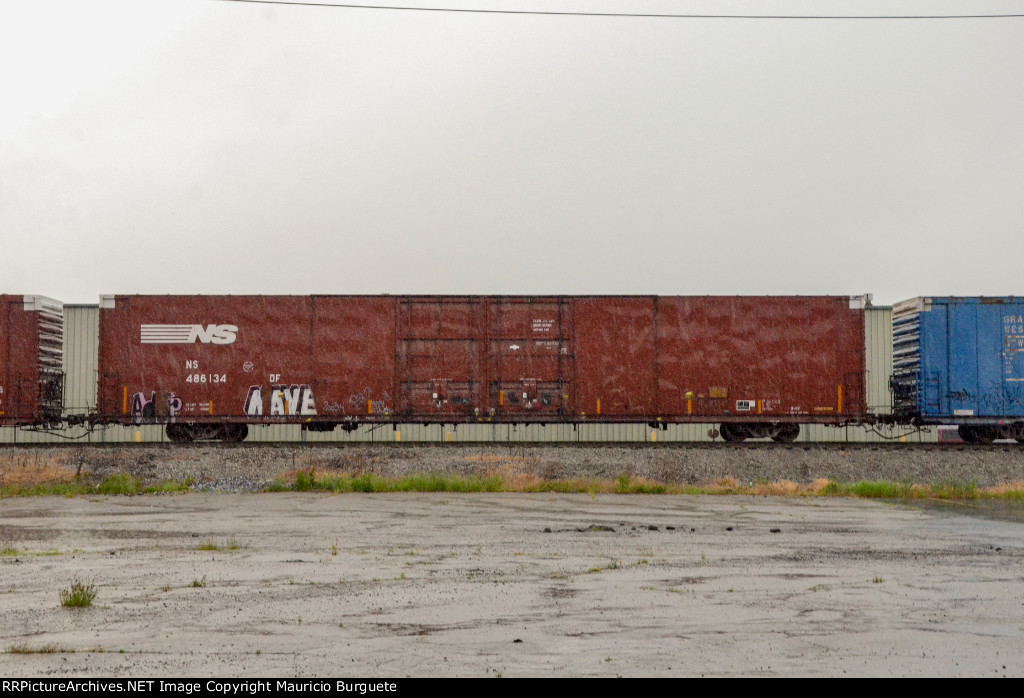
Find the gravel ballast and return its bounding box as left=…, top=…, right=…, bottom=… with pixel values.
left=2, top=443, right=1023, bottom=491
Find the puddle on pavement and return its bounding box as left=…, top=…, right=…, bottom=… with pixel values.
left=910, top=499, right=1024, bottom=524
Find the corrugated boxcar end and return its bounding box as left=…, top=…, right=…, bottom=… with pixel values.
left=891, top=296, right=1024, bottom=444
left=0, top=295, right=64, bottom=426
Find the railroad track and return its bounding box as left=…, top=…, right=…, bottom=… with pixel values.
left=2, top=440, right=1022, bottom=451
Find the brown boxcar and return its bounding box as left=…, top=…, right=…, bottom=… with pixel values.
left=95, top=294, right=866, bottom=442
left=0, top=295, right=64, bottom=426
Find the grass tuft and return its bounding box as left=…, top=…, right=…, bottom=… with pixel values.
left=143, top=477, right=194, bottom=494
left=8, top=643, right=73, bottom=654
left=279, top=468, right=505, bottom=493
left=94, top=473, right=141, bottom=495
left=198, top=538, right=239, bottom=552
left=266, top=469, right=1024, bottom=500
left=1, top=471, right=193, bottom=498
left=59, top=581, right=96, bottom=608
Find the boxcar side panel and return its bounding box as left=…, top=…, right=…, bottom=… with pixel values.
left=311, top=296, right=397, bottom=420
left=574, top=297, right=657, bottom=419
left=99, top=296, right=316, bottom=423
left=94, top=294, right=868, bottom=429
left=396, top=297, right=484, bottom=418
left=487, top=297, right=574, bottom=419
left=655, top=296, right=865, bottom=421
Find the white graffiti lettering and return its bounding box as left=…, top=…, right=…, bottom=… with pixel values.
left=244, top=384, right=317, bottom=417
left=349, top=388, right=391, bottom=414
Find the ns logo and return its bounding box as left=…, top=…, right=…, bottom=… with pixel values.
left=140, top=324, right=238, bottom=345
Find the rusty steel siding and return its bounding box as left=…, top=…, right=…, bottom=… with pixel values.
left=100, top=296, right=317, bottom=423
left=575, top=297, right=657, bottom=418
left=97, top=295, right=399, bottom=425
left=94, top=294, right=867, bottom=427
left=394, top=296, right=576, bottom=420
left=0, top=296, right=33, bottom=424
left=0, top=295, right=64, bottom=425
left=655, top=297, right=865, bottom=421
left=2, top=298, right=906, bottom=444
left=312, top=295, right=397, bottom=420
left=487, top=297, right=574, bottom=418
left=836, top=299, right=867, bottom=418
left=396, top=297, right=483, bottom=417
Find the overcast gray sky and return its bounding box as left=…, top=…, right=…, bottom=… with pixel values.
left=2, top=0, right=1022, bottom=305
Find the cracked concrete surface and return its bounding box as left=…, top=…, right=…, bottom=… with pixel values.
left=1, top=492, right=1022, bottom=677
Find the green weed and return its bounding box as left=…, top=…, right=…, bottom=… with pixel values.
left=198, top=539, right=239, bottom=551
left=94, top=473, right=141, bottom=495
left=252, top=471, right=1024, bottom=500
left=1, top=475, right=193, bottom=498
left=59, top=581, right=96, bottom=608
left=8, top=643, right=73, bottom=654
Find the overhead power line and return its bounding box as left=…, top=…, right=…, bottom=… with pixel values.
left=211, top=0, right=1024, bottom=19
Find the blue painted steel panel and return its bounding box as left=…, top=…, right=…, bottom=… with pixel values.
left=909, top=297, right=1024, bottom=420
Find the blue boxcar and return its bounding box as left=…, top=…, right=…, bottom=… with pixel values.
left=892, top=297, right=1024, bottom=441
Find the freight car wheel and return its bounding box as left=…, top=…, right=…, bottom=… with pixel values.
left=222, top=424, right=249, bottom=443
left=995, top=425, right=1018, bottom=441
left=166, top=424, right=188, bottom=443
left=167, top=422, right=224, bottom=442
left=771, top=424, right=800, bottom=442
left=959, top=425, right=995, bottom=444
left=719, top=424, right=746, bottom=443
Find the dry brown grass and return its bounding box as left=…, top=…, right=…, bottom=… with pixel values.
left=806, top=478, right=833, bottom=494
left=0, top=455, right=77, bottom=489
left=484, top=460, right=539, bottom=482
left=750, top=480, right=801, bottom=496
left=494, top=470, right=547, bottom=491
left=982, top=482, right=1024, bottom=497
left=265, top=467, right=1024, bottom=500
left=705, top=477, right=742, bottom=493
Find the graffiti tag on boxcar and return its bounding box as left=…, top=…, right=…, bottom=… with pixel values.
left=130, top=391, right=183, bottom=424
left=243, top=385, right=317, bottom=416
left=319, top=400, right=347, bottom=414
left=349, top=388, right=391, bottom=414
